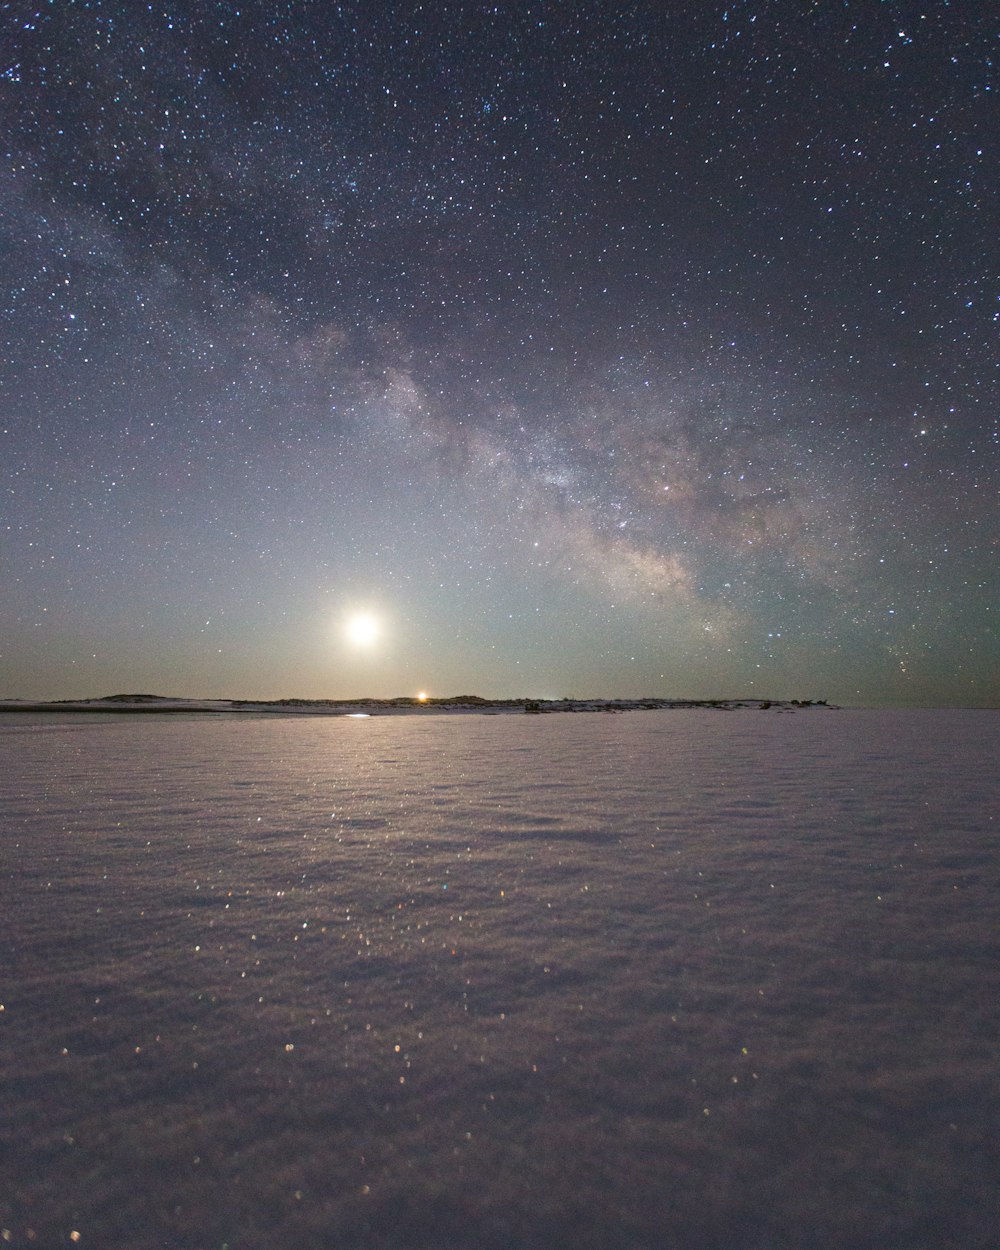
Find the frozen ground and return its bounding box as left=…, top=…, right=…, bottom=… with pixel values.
left=1, top=709, right=997, bottom=1249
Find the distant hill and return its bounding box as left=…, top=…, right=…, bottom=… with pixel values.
left=100, top=693, right=172, bottom=702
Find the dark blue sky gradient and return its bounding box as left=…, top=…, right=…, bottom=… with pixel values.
left=2, top=1, right=996, bottom=704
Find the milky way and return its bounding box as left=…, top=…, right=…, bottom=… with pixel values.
left=2, top=2, right=996, bottom=704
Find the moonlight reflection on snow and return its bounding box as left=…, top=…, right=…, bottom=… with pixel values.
left=1, top=709, right=997, bottom=1249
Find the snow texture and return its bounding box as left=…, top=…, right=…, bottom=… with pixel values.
left=1, top=709, right=997, bottom=1249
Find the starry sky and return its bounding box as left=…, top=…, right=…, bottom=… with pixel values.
left=2, top=1, right=997, bottom=706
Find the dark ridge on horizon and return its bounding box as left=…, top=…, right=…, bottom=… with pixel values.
left=1, top=694, right=834, bottom=714
left=101, top=693, right=174, bottom=702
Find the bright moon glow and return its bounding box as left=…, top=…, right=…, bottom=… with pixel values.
left=345, top=613, right=380, bottom=646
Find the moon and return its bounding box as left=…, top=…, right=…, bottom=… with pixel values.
left=345, top=613, right=380, bottom=647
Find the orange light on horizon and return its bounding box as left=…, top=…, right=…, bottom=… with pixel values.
left=417, top=691, right=428, bottom=702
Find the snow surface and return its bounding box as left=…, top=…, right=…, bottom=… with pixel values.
left=1, top=709, right=997, bottom=1249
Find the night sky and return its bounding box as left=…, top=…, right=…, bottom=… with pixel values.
left=2, top=1, right=996, bottom=706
